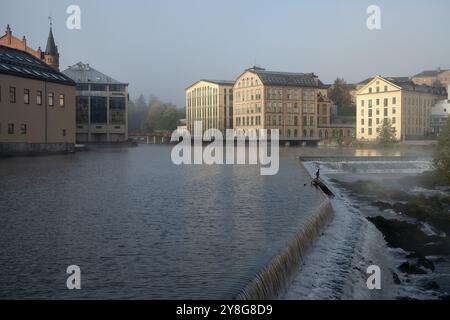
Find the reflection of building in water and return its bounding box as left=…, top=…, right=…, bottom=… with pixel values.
left=62, top=62, right=129, bottom=142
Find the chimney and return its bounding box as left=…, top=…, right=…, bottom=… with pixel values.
left=22, top=36, right=27, bottom=50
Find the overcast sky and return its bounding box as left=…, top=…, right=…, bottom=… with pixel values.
left=2, top=0, right=449, bottom=107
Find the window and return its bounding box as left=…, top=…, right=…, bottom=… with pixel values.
left=90, top=96, right=107, bottom=123
left=368, top=119, right=372, bottom=127
left=384, top=108, right=388, bottom=117
left=48, top=92, right=54, bottom=106
left=392, top=97, right=396, bottom=104
left=384, top=85, right=388, bottom=92
left=62, top=129, right=66, bottom=137
left=9, top=86, right=16, bottom=103
left=76, top=83, right=89, bottom=91
left=361, top=100, right=364, bottom=107
left=368, top=109, right=372, bottom=117
left=368, top=99, right=372, bottom=107
left=109, top=84, right=126, bottom=92
left=59, top=94, right=65, bottom=107
left=376, top=87, right=380, bottom=93
left=20, top=124, right=27, bottom=135
left=376, top=99, right=380, bottom=106
left=384, top=98, right=388, bottom=107
left=8, top=123, right=14, bottom=134
left=392, top=117, right=396, bottom=124
left=37, top=91, right=43, bottom=105
left=361, top=119, right=365, bottom=125
left=368, top=128, right=372, bottom=135
left=368, top=88, right=372, bottom=93
left=90, top=84, right=107, bottom=91
left=24, top=89, right=30, bottom=104
left=361, top=128, right=365, bottom=134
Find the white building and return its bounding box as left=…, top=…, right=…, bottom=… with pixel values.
left=431, top=85, right=450, bottom=135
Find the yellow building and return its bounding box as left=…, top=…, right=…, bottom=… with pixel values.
left=185, top=80, right=234, bottom=135
left=356, top=76, right=445, bottom=141
left=233, top=66, right=329, bottom=140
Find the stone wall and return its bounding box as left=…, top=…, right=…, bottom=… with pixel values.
left=0, top=143, right=75, bottom=157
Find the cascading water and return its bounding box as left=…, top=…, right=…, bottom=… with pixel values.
left=236, top=201, right=334, bottom=300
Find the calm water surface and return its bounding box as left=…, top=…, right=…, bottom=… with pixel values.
left=0, top=145, right=324, bottom=299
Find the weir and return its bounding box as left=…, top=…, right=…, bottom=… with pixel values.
left=236, top=200, right=334, bottom=300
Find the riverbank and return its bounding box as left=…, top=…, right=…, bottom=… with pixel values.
left=285, top=156, right=449, bottom=300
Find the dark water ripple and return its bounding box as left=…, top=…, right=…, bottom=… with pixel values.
left=0, top=145, right=323, bottom=299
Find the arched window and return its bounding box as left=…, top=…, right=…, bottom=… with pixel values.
left=294, top=129, right=298, bottom=137
left=310, top=129, right=314, bottom=137
left=303, top=129, right=307, bottom=137
left=287, top=129, right=291, bottom=137
left=325, top=130, right=329, bottom=139
left=319, top=130, right=323, bottom=139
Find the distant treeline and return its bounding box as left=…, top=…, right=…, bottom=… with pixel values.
left=128, top=95, right=185, bottom=132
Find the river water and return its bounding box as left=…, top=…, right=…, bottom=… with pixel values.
left=0, top=145, right=325, bottom=299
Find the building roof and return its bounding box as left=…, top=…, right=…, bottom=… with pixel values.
left=246, top=67, right=324, bottom=88
left=62, top=62, right=127, bottom=85
left=0, top=45, right=74, bottom=85
left=203, top=79, right=234, bottom=85
left=413, top=69, right=449, bottom=78
left=45, top=27, right=58, bottom=55
left=359, top=75, right=446, bottom=96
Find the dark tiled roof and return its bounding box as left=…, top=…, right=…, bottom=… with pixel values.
left=247, top=67, right=324, bottom=88
left=62, top=62, right=127, bottom=85
left=413, top=69, right=448, bottom=78
left=0, top=45, right=75, bottom=85
left=363, top=75, right=445, bottom=95
left=203, top=79, right=234, bottom=85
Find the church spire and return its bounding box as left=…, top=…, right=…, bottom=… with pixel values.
left=45, top=17, right=58, bottom=55
left=44, top=17, right=60, bottom=71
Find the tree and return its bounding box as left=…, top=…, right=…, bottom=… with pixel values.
left=127, top=95, right=149, bottom=132
left=431, top=79, right=443, bottom=89
left=328, top=78, right=355, bottom=115
left=377, top=118, right=396, bottom=145
left=433, top=118, right=450, bottom=184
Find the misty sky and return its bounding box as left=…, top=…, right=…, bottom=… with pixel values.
left=1, top=0, right=449, bottom=108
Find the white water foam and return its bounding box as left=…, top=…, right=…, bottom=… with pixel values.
left=284, top=160, right=438, bottom=300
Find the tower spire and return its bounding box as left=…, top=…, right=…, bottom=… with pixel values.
left=44, top=17, right=60, bottom=71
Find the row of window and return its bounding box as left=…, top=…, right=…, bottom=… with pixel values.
left=235, top=115, right=317, bottom=127
left=361, top=97, right=396, bottom=108
left=234, top=101, right=319, bottom=115
left=367, top=85, right=390, bottom=94
left=75, top=84, right=127, bottom=92
left=0, top=86, right=65, bottom=107
left=361, top=107, right=396, bottom=117
left=361, top=117, right=397, bottom=127
left=361, top=125, right=397, bottom=135
left=0, top=122, right=67, bottom=137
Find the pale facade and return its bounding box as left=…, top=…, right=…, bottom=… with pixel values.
left=431, top=85, right=450, bottom=135
left=233, top=67, right=328, bottom=140
left=356, top=76, right=445, bottom=141
left=412, top=69, right=450, bottom=88
left=62, top=62, right=129, bottom=143
left=186, top=80, right=233, bottom=135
